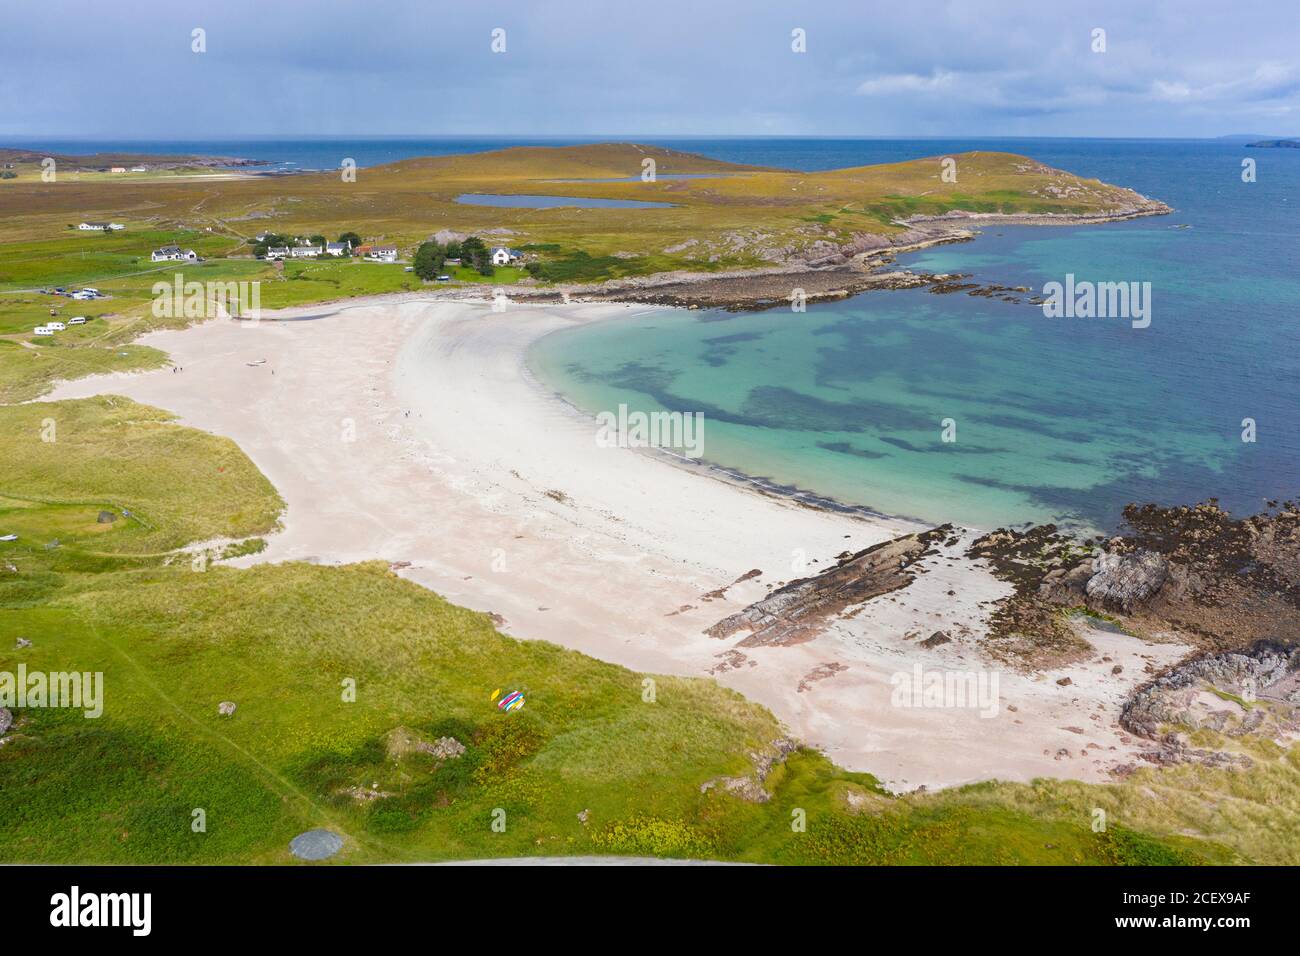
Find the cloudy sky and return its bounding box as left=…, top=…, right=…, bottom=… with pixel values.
left=3, top=1, right=1296, bottom=139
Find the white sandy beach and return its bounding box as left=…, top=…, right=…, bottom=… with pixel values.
left=46, top=295, right=1188, bottom=790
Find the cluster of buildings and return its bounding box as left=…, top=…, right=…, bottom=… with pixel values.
left=260, top=238, right=399, bottom=262
left=73, top=221, right=519, bottom=276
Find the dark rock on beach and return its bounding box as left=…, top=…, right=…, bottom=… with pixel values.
left=970, top=500, right=1300, bottom=666
left=705, top=526, right=951, bottom=646
left=919, top=631, right=952, bottom=648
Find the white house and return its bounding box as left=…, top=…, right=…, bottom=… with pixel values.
left=325, top=241, right=349, bottom=256
left=290, top=245, right=322, bottom=258
left=264, top=247, right=290, bottom=260
left=490, top=246, right=521, bottom=266
left=366, top=246, right=398, bottom=263
left=151, top=246, right=199, bottom=262
left=78, top=222, right=114, bottom=231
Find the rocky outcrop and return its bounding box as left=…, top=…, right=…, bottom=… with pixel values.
left=706, top=526, right=949, bottom=646
left=383, top=726, right=467, bottom=762
left=966, top=524, right=1095, bottom=665
left=1122, top=645, right=1298, bottom=741
left=421, top=736, right=466, bottom=760
left=974, top=501, right=1300, bottom=665
left=699, top=738, right=800, bottom=803
left=1038, top=559, right=1094, bottom=604
left=1085, top=550, right=1168, bottom=614
left=1137, top=733, right=1254, bottom=771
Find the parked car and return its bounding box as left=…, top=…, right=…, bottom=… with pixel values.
left=69, top=316, right=87, bottom=325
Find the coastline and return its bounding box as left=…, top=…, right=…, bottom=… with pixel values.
left=42, top=293, right=1190, bottom=790
left=441, top=201, right=1174, bottom=313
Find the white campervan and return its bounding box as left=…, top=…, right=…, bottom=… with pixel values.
left=69, top=316, right=87, bottom=325
left=46, top=321, right=66, bottom=331
left=33, top=326, right=53, bottom=336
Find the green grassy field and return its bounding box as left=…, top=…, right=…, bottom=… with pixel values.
left=0, top=229, right=239, bottom=291
left=0, top=396, right=1278, bottom=865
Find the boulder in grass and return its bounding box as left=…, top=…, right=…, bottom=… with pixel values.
left=426, top=736, right=466, bottom=760
left=217, top=701, right=236, bottom=716
left=16, top=637, right=31, bottom=649
left=0, top=708, right=12, bottom=735
left=97, top=510, right=117, bottom=524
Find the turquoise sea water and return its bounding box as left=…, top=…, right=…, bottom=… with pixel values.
left=526, top=140, right=1300, bottom=531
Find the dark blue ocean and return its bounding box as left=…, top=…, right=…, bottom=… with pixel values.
left=20, top=136, right=1297, bottom=529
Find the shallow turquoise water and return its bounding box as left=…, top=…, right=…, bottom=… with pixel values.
left=528, top=141, right=1300, bottom=531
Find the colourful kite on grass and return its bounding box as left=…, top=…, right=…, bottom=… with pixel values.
left=492, top=689, right=525, bottom=713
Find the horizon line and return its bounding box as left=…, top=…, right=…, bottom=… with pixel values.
left=3, top=133, right=1293, bottom=143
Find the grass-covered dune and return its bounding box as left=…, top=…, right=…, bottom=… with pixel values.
left=0, top=396, right=1281, bottom=865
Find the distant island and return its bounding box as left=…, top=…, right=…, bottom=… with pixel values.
left=1246, top=139, right=1300, bottom=148
left=0, top=146, right=269, bottom=174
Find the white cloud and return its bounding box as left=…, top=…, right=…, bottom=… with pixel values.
left=856, top=70, right=958, bottom=96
